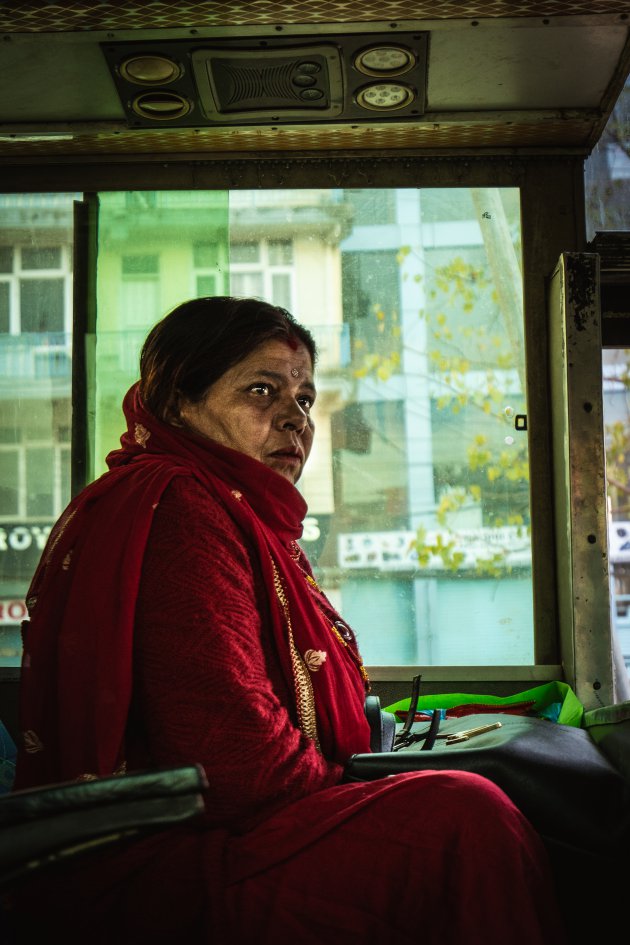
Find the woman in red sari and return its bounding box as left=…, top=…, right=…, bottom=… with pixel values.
left=13, top=297, right=566, bottom=944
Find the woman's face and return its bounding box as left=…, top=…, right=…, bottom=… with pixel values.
left=179, top=338, right=316, bottom=484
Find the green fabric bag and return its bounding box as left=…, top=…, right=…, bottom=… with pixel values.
left=584, top=699, right=630, bottom=781
left=384, top=679, right=584, bottom=728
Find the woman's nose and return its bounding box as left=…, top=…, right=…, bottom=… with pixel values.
left=279, top=400, right=308, bottom=432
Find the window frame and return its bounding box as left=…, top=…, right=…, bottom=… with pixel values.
left=0, top=155, right=590, bottom=701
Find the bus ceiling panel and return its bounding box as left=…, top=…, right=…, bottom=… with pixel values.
left=0, top=5, right=628, bottom=160
left=428, top=25, right=628, bottom=111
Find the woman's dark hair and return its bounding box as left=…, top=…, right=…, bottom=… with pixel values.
left=139, top=296, right=318, bottom=423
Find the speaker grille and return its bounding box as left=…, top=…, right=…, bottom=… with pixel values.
left=192, top=45, right=345, bottom=122
left=213, top=58, right=329, bottom=111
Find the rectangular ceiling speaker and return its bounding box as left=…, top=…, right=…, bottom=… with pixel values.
left=192, top=45, right=344, bottom=121
left=101, top=32, right=428, bottom=128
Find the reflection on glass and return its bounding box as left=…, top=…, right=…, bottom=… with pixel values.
left=93, top=191, right=230, bottom=471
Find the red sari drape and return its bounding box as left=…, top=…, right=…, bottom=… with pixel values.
left=14, top=382, right=370, bottom=789
left=11, top=384, right=569, bottom=945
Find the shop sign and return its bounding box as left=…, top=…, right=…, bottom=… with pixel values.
left=0, top=598, right=27, bottom=625
left=0, top=524, right=52, bottom=552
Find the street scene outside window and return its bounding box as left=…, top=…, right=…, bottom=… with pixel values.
left=0, top=186, right=533, bottom=669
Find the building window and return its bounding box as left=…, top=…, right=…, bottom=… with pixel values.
left=0, top=440, right=70, bottom=521
left=230, top=239, right=294, bottom=309
left=0, top=244, right=71, bottom=335
left=120, top=254, right=160, bottom=331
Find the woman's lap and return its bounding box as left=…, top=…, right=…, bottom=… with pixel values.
left=224, top=770, right=566, bottom=945
left=8, top=770, right=566, bottom=945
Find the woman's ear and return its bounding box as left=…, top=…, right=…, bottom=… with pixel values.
left=167, top=393, right=186, bottom=428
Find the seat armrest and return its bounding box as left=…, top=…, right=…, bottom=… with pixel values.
left=0, top=765, right=208, bottom=889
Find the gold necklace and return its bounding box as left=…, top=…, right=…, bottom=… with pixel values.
left=289, top=543, right=370, bottom=688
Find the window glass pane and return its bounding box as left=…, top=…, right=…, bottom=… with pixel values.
left=19, top=278, right=65, bottom=332
left=93, top=191, right=230, bottom=477
left=303, top=188, right=529, bottom=666
left=93, top=187, right=530, bottom=669
left=21, top=247, right=61, bottom=270
left=0, top=192, right=76, bottom=667
left=585, top=75, right=630, bottom=238
left=586, top=77, right=630, bottom=682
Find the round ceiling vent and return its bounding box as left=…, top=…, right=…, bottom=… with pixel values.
left=120, top=55, right=182, bottom=85
left=131, top=91, right=192, bottom=120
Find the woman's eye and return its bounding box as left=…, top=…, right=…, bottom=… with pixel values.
left=298, top=396, right=314, bottom=411
left=249, top=383, right=272, bottom=397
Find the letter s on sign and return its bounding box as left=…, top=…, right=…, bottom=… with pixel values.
left=302, top=517, right=320, bottom=542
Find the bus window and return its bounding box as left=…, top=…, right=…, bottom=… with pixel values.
left=0, top=194, right=77, bottom=667
left=87, top=186, right=531, bottom=672
left=585, top=74, right=630, bottom=683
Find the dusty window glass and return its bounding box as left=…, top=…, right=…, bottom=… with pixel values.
left=585, top=75, right=630, bottom=239
left=585, top=75, right=630, bottom=680
left=93, top=191, right=230, bottom=476
left=91, top=187, right=530, bottom=669
left=0, top=193, right=75, bottom=666
left=1, top=187, right=530, bottom=671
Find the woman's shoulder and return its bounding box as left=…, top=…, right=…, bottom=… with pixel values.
left=140, top=473, right=261, bottom=594
left=155, top=473, right=238, bottom=528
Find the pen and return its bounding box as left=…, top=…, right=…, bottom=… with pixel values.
left=444, top=721, right=502, bottom=744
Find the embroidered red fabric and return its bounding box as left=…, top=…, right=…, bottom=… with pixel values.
left=11, top=383, right=569, bottom=945
left=14, top=382, right=370, bottom=789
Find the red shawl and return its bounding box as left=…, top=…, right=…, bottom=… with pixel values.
left=14, top=383, right=370, bottom=789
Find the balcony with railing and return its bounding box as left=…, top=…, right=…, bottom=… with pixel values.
left=0, top=323, right=351, bottom=399
left=0, top=333, right=72, bottom=391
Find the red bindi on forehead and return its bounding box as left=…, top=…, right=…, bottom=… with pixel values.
left=286, top=335, right=299, bottom=351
